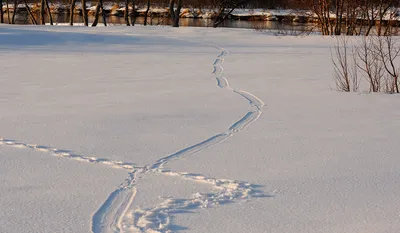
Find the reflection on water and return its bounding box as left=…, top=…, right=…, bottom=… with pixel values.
left=3, top=13, right=313, bottom=31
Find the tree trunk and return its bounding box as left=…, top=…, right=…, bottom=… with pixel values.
left=213, top=7, right=235, bottom=28
left=0, top=0, right=4, bottom=24
left=99, top=0, right=106, bottom=26
left=45, top=0, right=53, bottom=25
left=377, top=14, right=383, bottom=36
left=82, top=0, right=88, bottom=26
left=169, top=0, right=175, bottom=22
left=69, top=0, right=75, bottom=26
left=91, top=2, right=100, bottom=26
left=40, top=0, right=45, bottom=24
left=143, top=0, right=149, bottom=26
left=6, top=0, right=11, bottom=24
left=23, top=0, right=37, bottom=24
left=130, top=0, right=136, bottom=26
left=334, top=0, right=343, bottom=35
left=11, top=0, right=17, bottom=24
left=172, top=0, right=182, bottom=27
left=213, top=0, right=249, bottom=28
left=124, top=0, right=129, bottom=25
left=92, top=0, right=106, bottom=27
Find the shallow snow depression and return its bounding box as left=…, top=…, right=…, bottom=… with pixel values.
left=1, top=25, right=400, bottom=233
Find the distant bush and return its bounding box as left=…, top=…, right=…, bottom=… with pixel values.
left=332, top=35, right=400, bottom=94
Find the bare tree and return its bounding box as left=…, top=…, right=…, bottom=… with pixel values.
left=0, top=0, right=3, bottom=23
left=213, top=0, right=250, bottom=28
left=306, top=0, right=331, bottom=35
left=82, top=0, right=88, bottom=26
left=40, top=0, right=45, bottom=24
left=302, top=0, right=400, bottom=36
left=169, top=0, right=182, bottom=27
left=169, top=0, right=174, bottom=25
left=124, top=0, right=130, bottom=25
left=130, top=0, right=136, bottom=26
left=6, top=0, right=10, bottom=24
left=69, top=0, right=75, bottom=26
left=100, top=0, right=106, bottom=26
left=45, top=0, right=53, bottom=25
left=306, top=0, right=347, bottom=35
left=333, top=0, right=345, bottom=35
left=363, top=0, right=379, bottom=36
left=144, top=0, right=150, bottom=26
left=91, top=2, right=101, bottom=26
left=375, top=0, right=395, bottom=36
left=23, top=0, right=37, bottom=25
left=356, top=0, right=397, bottom=36
left=92, top=0, right=107, bottom=27
left=11, top=0, right=17, bottom=24
left=382, top=7, right=399, bottom=36
left=344, top=0, right=360, bottom=35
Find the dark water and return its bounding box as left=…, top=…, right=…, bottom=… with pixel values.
left=3, top=12, right=314, bottom=31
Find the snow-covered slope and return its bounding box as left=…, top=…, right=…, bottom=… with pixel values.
left=1, top=25, right=400, bottom=233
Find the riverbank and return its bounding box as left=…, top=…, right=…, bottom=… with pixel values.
left=2, top=4, right=400, bottom=27
left=0, top=4, right=323, bottom=23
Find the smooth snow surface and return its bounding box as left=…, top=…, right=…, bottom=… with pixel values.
left=1, top=25, right=400, bottom=233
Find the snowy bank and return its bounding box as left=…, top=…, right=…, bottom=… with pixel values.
left=1, top=25, right=400, bottom=233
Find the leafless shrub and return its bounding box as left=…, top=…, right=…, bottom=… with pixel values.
left=351, top=49, right=359, bottom=92
left=383, top=76, right=395, bottom=93
left=355, top=36, right=384, bottom=92
left=333, top=35, right=400, bottom=94
left=331, top=35, right=359, bottom=92
left=374, top=36, right=400, bottom=93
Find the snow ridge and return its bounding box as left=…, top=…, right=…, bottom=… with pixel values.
left=0, top=45, right=266, bottom=233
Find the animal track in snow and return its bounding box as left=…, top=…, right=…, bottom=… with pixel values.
left=0, top=45, right=267, bottom=233
left=90, top=46, right=267, bottom=233
left=0, top=137, right=135, bottom=170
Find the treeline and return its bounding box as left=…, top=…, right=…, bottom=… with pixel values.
left=1, top=0, right=399, bottom=35
left=2, top=0, right=283, bottom=26
left=18, top=0, right=296, bottom=8
left=305, top=0, right=400, bottom=35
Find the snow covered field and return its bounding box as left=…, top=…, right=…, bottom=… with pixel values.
left=1, top=25, right=400, bottom=233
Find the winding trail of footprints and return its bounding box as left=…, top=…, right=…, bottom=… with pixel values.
left=0, top=45, right=266, bottom=233
left=0, top=137, right=135, bottom=170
